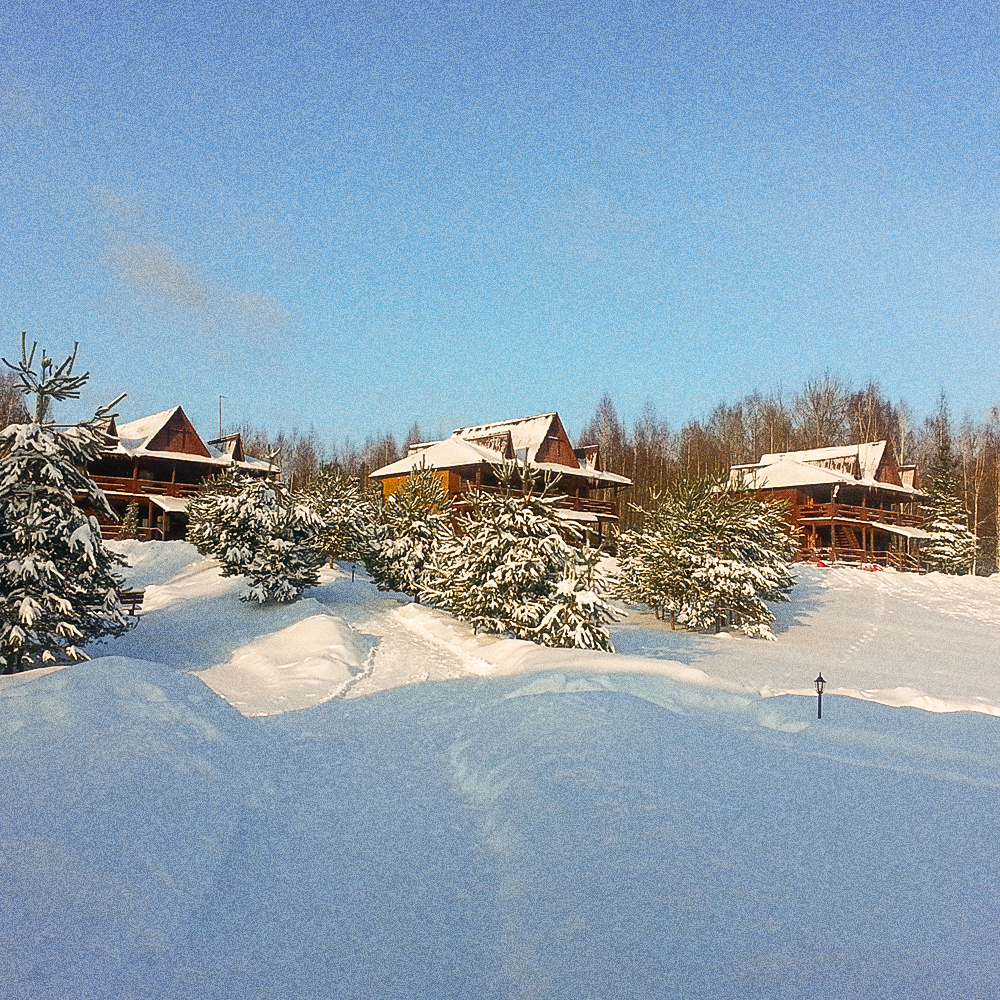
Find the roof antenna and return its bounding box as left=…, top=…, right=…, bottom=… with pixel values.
left=219, top=395, right=227, bottom=439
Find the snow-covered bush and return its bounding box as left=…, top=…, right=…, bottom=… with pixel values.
left=423, top=463, right=621, bottom=650
left=295, top=466, right=380, bottom=566
left=618, top=476, right=797, bottom=638
left=366, top=464, right=453, bottom=599
left=0, top=337, right=130, bottom=673
left=188, top=470, right=324, bottom=603
left=920, top=445, right=977, bottom=574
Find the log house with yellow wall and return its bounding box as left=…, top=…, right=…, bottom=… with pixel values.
left=370, top=412, right=631, bottom=542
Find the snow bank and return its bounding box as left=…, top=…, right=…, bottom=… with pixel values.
left=5, top=542, right=999, bottom=722
left=193, top=614, right=374, bottom=717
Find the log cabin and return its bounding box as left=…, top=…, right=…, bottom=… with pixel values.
left=86, top=406, right=275, bottom=540
left=730, top=441, right=931, bottom=571
left=370, top=412, right=631, bottom=542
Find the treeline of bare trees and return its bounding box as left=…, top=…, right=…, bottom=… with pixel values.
left=227, top=420, right=426, bottom=494
left=226, top=371, right=1000, bottom=575
left=579, top=374, right=1000, bottom=574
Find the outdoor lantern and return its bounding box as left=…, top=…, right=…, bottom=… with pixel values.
left=814, top=673, right=826, bottom=719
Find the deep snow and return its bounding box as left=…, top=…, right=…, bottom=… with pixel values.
left=2, top=541, right=1000, bottom=998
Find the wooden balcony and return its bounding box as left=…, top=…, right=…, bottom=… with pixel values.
left=90, top=475, right=203, bottom=499
left=451, top=482, right=618, bottom=520
left=796, top=502, right=923, bottom=528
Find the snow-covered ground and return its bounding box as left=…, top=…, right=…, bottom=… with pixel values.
left=2, top=541, right=999, bottom=998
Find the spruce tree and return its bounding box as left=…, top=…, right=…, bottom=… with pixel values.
left=115, top=501, right=140, bottom=541
left=423, top=463, right=621, bottom=650
left=618, top=476, right=796, bottom=638
left=295, top=466, right=380, bottom=566
left=367, top=464, right=453, bottom=599
left=0, top=335, right=130, bottom=673
left=920, top=442, right=977, bottom=574
left=188, top=470, right=324, bottom=602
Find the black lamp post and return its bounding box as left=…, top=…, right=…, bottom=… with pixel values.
left=814, top=673, right=826, bottom=719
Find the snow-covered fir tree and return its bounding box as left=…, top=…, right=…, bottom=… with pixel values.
left=0, top=336, right=130, bottom=673
left=919, top=442, right=977, bottom=574
left=423, top=462, right=621, bottom=650
left=115, top=501, right=140, bottom=541
left=188, top=470, right=324, bottom=603
left=367, top=464, right=453, bottom=599
left=295, top=466, right=380, bottom=566
left=618, top=476, right=797, bottom=639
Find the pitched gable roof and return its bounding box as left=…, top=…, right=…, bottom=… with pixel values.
left=732, top=440, right=919, bottom=495
left=115, top=406, right=211, bottom=458
left=454, top=412, right=580, bottom=468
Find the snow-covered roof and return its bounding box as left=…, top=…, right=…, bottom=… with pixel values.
left=454, top=413, right=559, bottom=463
left=114, top=407, right=181, bottom=452
left=371, top=436, right=509, bottom=478
left=757, top=441, right=889, bottom=480
left=531, top=461, right=632, bottom=487
left=147, top=495, right=190, bottom=513
left=732, top=440, right=922, bottom=496
left=371, top=435, right=632, bottom=488
left=109, top=407, right=270, bottom=471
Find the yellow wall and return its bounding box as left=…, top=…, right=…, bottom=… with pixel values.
left=381, top=470, right=460, bottom=498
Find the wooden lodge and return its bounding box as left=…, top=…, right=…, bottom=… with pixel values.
left=85, top=406, right=274, bottom=540
left=730, top=441, right=931, bottom=572
left=369, top=412, right=631, bottom=541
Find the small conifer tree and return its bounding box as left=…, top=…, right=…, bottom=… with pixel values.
left=367, top=463, right=453, bottom=600
left=920, top=442, right=977, bottom=574
left=423, top=462, right=621, bottom=650
left=295, top=466, right=380, bottom=566
left=618, top=476, right=797, bottom=638
left=188, top=470, right=324, bottom=602
left=0, top=335, right=130, bottom=673
left=116, top=501, right=140, bottom=541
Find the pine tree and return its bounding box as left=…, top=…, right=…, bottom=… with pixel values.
left=367, top=464, right=453, bottom=599
left=0, top=335, right=130, bottom=673
left=920, top=441, right=977, bottom=574
left=187, top=470, right=324, bottom=602
left=618, top=476, right=797, bottom=639
left=295, top=466, right=380, bottom=566
left=423, top=463, right=621, bottom=650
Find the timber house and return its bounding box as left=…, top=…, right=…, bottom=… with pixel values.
left=730, top=441, right=930, bottom=571
left=86, top=406, right=274, bottom=540
left=370, top=412, right=631, bottom=541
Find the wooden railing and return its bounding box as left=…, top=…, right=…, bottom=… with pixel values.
left=452, top=483, right=618, bottom=519
left=798, top=546, right=922, bottom=573
left=98, top=524, right=167, bottom=542
left=797, top=502, right=923, bottom=528
left=90, top=475, right=203, bottom=499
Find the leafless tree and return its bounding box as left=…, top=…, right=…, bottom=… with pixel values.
left=794, top=371, right=850, bottom=449
left=0, top=370, right=30, bottom=427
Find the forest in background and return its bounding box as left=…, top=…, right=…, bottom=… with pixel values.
left=2, top=368, right=997, bottom=574
left=224, top=373, right=1000, bottom=575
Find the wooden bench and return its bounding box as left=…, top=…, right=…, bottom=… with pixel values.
left=120, top=589, right=145, bottom=616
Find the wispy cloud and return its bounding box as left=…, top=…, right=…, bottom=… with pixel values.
left=230, top=290, right=291, bottom=340
left=98, top=189, right=293, bottom=344
left=108, top=241, right=211, bottom=315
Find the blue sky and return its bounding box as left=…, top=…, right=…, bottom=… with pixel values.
left=2, top=0, right=998, bottom=447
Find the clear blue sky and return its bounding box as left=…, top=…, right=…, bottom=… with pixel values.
left=2, top=0, right=997, bottom=447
